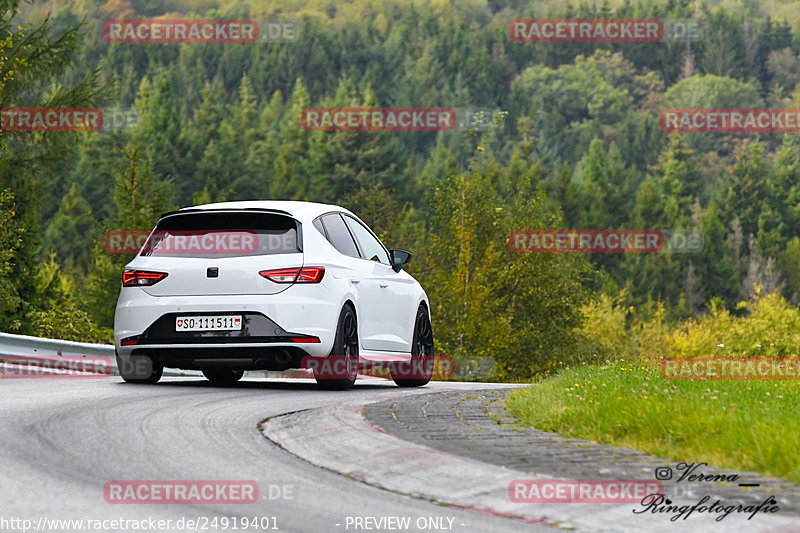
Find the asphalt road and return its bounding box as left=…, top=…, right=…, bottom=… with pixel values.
left=0, top=376, right=549, bottom=533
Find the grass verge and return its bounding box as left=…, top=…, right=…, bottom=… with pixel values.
left=505, top=363, right=800, bottom=484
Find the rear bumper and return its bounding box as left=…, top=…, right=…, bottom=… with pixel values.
left=123, top=344, right=312, bottom=371
left=114, top=288, right=340, bottom=360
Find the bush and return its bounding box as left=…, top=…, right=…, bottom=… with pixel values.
left=575, top=291, right=671, bottom=364
left=668, top=289, right=800, bottom=359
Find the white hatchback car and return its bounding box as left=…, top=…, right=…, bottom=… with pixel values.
left=113, top=201, right=434, bottom=389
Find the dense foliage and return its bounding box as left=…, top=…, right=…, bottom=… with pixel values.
left=6, top=0, right=800, bottom=378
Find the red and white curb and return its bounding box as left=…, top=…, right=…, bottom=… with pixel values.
left=259, top=401, right=799, bottom=533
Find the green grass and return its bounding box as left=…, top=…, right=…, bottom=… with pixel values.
left=505, top=363, right=800, bottom=484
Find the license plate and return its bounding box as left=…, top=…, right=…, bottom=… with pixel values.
left=176, top=315, right=242, bottom=331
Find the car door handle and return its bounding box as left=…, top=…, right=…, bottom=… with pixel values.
left=379, top=282, right=389, bottom=288
left=350, top=279, right=360, bottom=284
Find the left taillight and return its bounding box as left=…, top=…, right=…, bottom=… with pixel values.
left=259, top=267, right=325, bottom=284
left=122, top=269, right=168, bottom=287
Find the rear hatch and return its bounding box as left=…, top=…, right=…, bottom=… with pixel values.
left=130, top=210, right=303, bottom=297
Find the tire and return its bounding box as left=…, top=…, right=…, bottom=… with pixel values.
left=202, top=368, right=244, bottom=385
left=392, top=305, right=434, bottom=387
left=116, top=352, right=163, bottom=384
left=315, top=304, right=359, bottom=390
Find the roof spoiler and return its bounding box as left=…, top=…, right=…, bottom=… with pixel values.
left=158, top=207, right=294, bottom=219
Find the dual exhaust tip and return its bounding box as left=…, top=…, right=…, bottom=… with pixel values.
left=274, top=349, right=292, bottom=365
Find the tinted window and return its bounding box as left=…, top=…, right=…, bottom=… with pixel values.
left=321, top=214, right=360, bottom=258
left=344, top=216, right=390, bottom=265
left=312, top=218, right=327, bottom=238
left=140, top=212, right=299, bottom=258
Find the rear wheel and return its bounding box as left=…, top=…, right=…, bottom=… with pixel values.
left=116, top=352, right=163, bottom=384
left=315, top=304, right=359, bottom=390
left=392, top=306, right=434, bottom=387
left=202, top=368, right=244, bottom=385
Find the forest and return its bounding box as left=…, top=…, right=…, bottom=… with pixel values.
left=3, top=0, right=800, bottom=379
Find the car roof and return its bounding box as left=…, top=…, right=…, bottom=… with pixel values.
left=176, top=200, right=353, bottom=221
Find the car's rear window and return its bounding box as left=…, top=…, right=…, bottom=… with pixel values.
left=140, top=212, right=300, bottom=258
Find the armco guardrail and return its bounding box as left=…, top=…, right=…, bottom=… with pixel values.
left=0, top=332, right=115, bottom=359
left=0, top=332, right=198, bottom=377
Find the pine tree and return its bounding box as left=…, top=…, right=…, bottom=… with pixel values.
left=650, top=133, right=702, bottom=224
left=43, top=184, right=100, bottom=272
left=696, top=202, right=740, bottom=307
left=723, top=140, right=769, bottom=238
left=270, top=78, right=312, bottom=199
left=133, top=73, right=188, bottom=202
left=574, top=138, right=633, bottom=228
left=0, top=0, right=103, bottom=332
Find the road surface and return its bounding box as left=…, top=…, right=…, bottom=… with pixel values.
left=0, top=376, right=545, bottom=533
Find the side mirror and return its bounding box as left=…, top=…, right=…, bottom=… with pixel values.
left=389, top=249, right=412, bottom=272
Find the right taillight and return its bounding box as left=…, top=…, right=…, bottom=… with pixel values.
left=259, top=267, right=325, bottom=284
left=122, top=269, right=168, bottom=287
